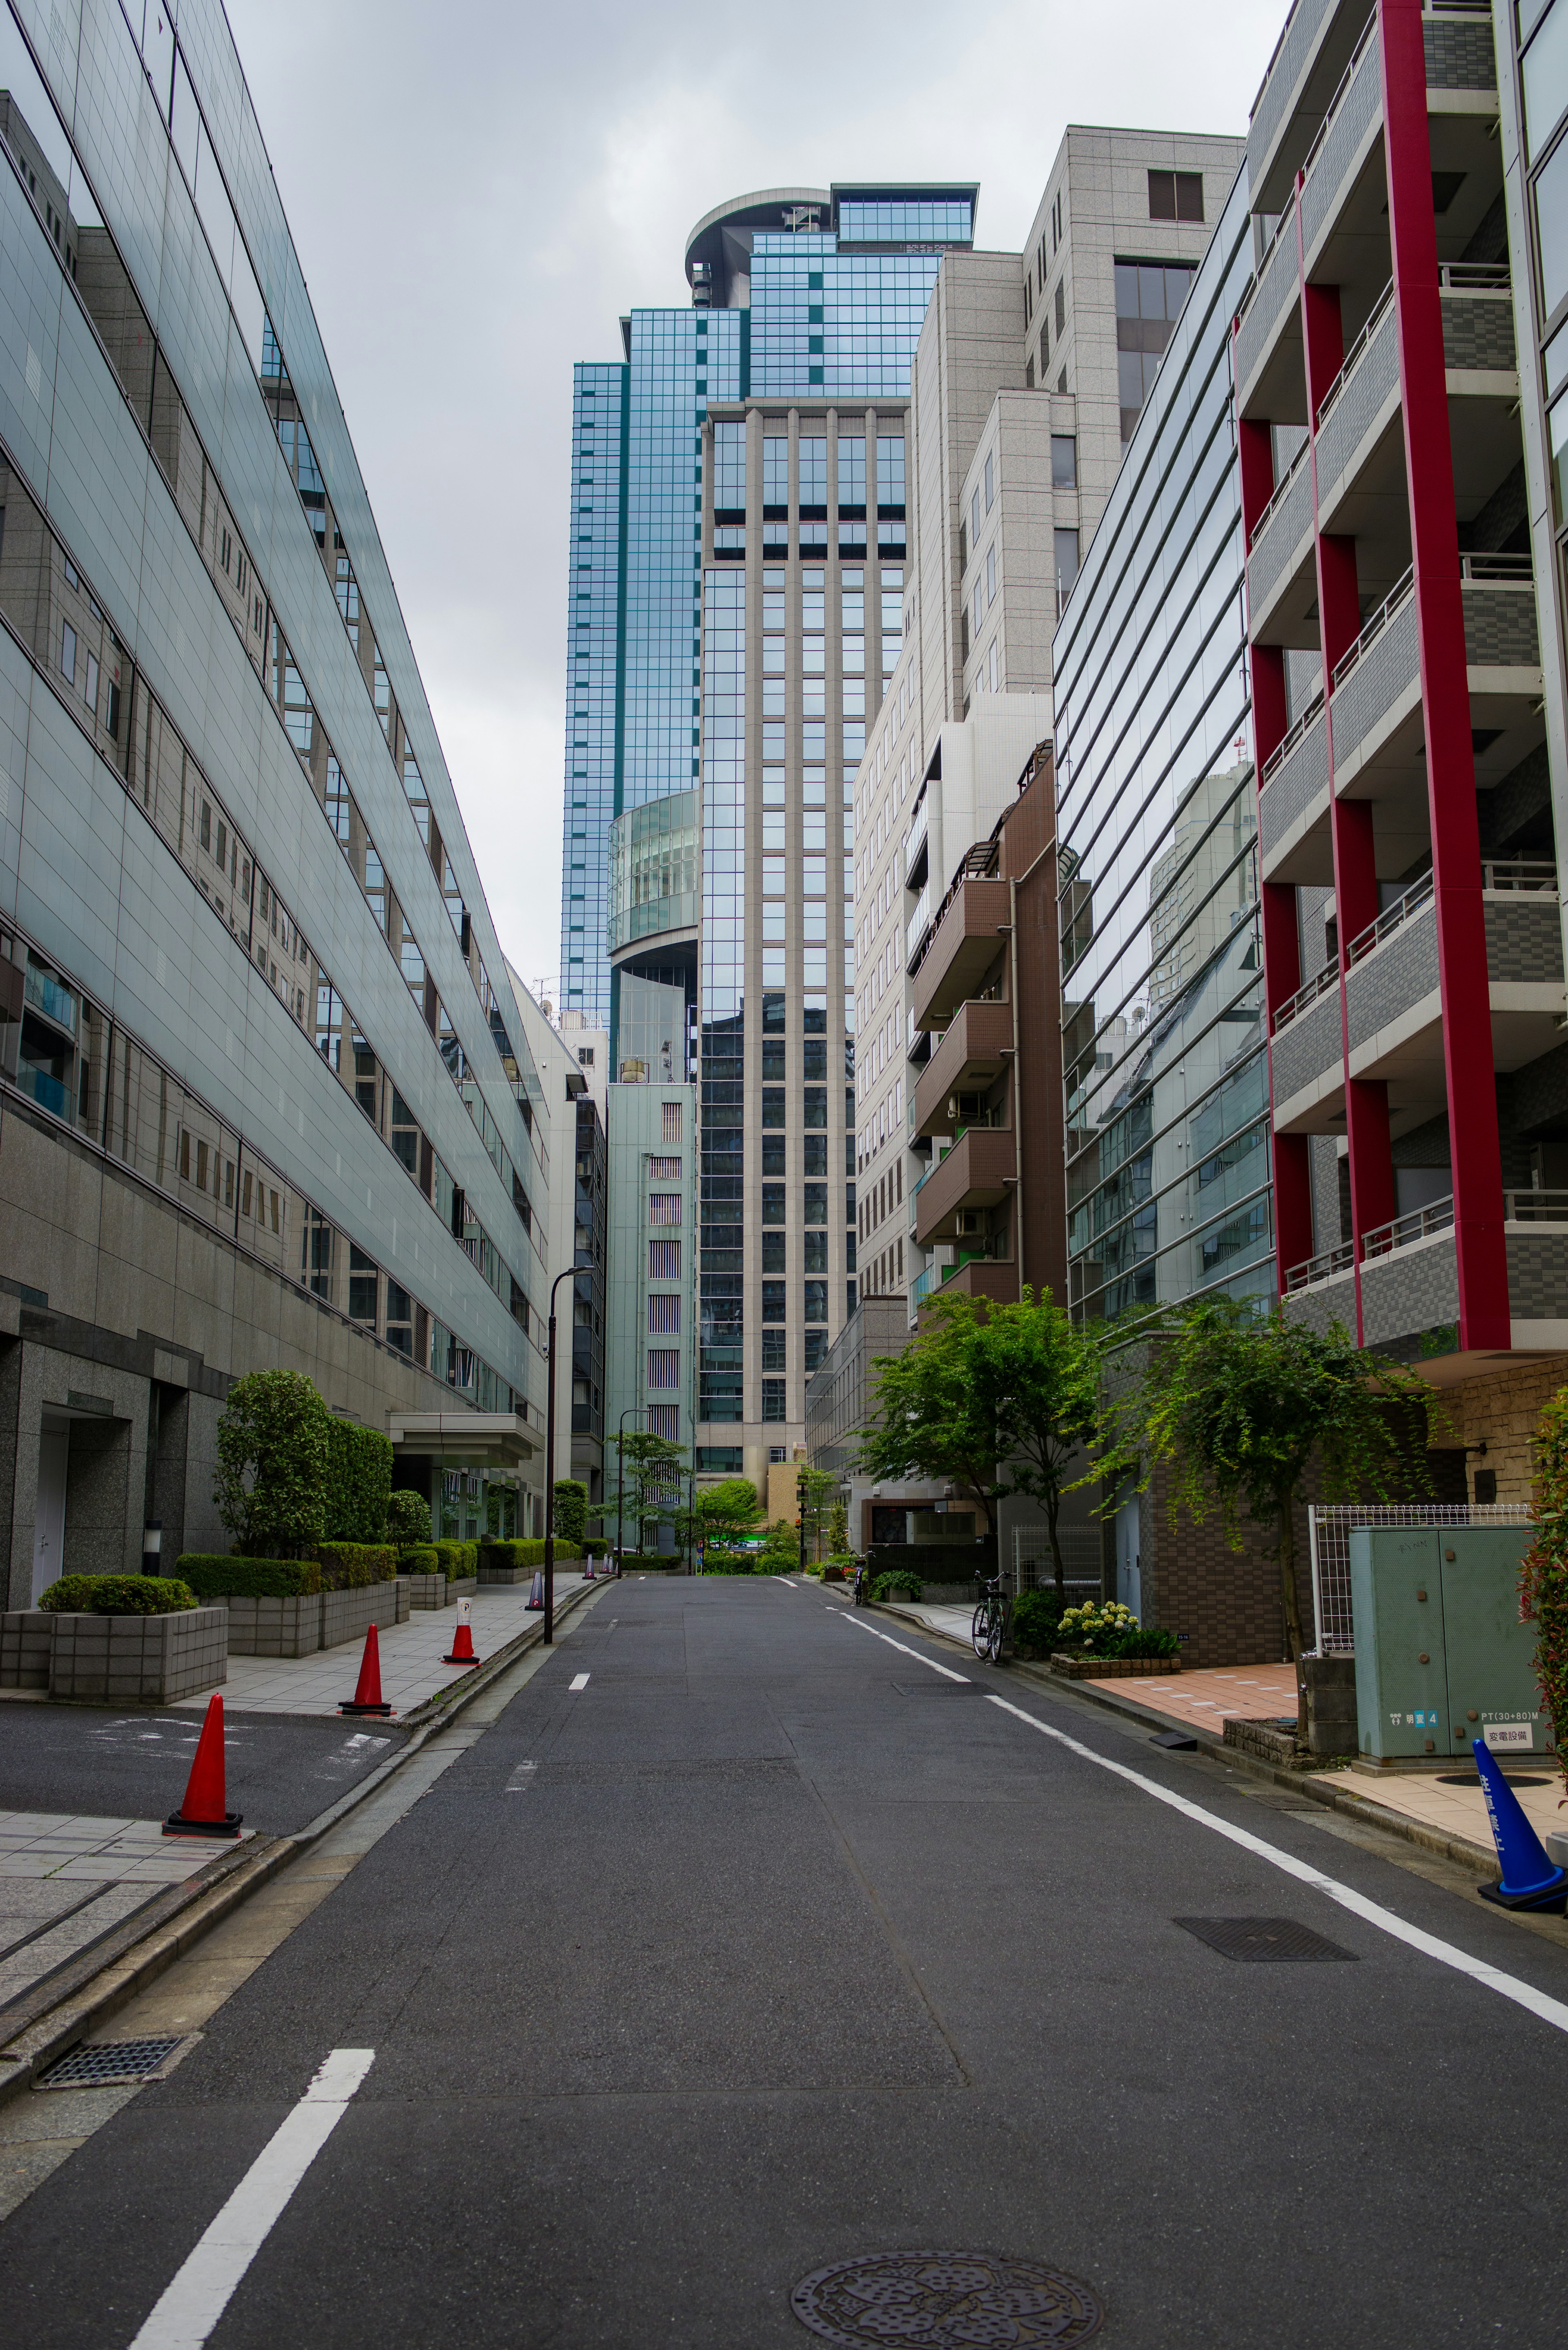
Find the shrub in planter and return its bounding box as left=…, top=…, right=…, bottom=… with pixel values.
left=399, top=1545, right=440, bottom=1574
left=1010, top=1587, right=1065, bottom=1655
left=552, top=1480, right=588, bottom=1548
left=177, top=1556, right=321, bottom=1600
left=214, top=1369, right=332, bottom=1558
left=1102, top=1624, right=1181, bottom=1659
left=819, top=1553, right=859, bottom=1584
left=40, top=1574, right=196, bottom=1614
left=480, top=1539, right=583, bottom=1569
left=434, top=1539, right=480, bottom=1581
left=311, top=1543, right=396, bottom=1589
left=1057, top=1601, right=1178, bottom=1659
left=325, top=1419, right=393, bottom=1544
left=873, top=1569, right=925, bottom=1601
left=386, top=1489, right=432, bottom=1548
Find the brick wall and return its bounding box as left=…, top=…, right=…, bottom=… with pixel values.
left=1433, top=1355, right=1568, bottom=1502
left=1138, top=1460, right=1317, bottom=1668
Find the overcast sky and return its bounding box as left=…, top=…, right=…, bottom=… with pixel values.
left=225, top=0, right=1280, bottom=995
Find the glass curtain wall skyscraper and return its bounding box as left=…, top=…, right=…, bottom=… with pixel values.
left=561, top=185, right=976, bottom=1488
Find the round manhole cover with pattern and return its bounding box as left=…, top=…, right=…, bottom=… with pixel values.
left=791, top=2250, right=1104, bottom=2347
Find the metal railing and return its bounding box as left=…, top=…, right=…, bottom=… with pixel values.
left=1248, top=432, right=1311, bottom=549
left=1314, top=278, right=1393, bottom=429
left=1345, top=871, right=1434, bottom=967
left=1284, top=1238, right=1354, bottom=1291
left=1361, top=1193, right=1454, bottom=1260
left=1505, top=1190, right=1568, bottom=1224
left=1260, top=689, right=1325, bottom=783
left=1332, top=567, right=1414, bottom=690
left=1299, top=9, right=1379, bottom=182
left=1439, top=261, right=1511, bottom=292
left=1482, top=856, right=1558, bottom=892
left=1461, top=550, right=1534, bottom=582
left=1272, top=958, right=1340, bottom=1031
left=1308, top=1501, right=1535, bottom=1654
left=1013, top=1523, right=1103, bottom=1600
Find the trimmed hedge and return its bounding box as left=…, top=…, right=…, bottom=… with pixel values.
left=479, top=1538, right=584, bottom=1568
left=399, top=1545, right=440, bottom=1574
left=178, top=1554, right=321, bottom=1599
left=40, top=1574, right=196, bottom=1615
left=552, top=1480, right=588, bottom=1548
left=325, top=1418, right=393, bottom=1544
left=617, top=1552, right=681, bottom=1570
left=310, top=1542, right=396, bottom=1588
left=386, top=1488, right=432, bottom=1547
left=434, top=1539, right=480, bottom=1581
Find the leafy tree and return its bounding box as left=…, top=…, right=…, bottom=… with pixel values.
left=689, top=1478, right=762, bottom=1552
left=214, top=1369, right=332, bottom=1558
left=386, top=1489, right=432, bottom=1548
left=1094, top=1299, right=1434, bottom=1750
left=553, top=1479, right=588, bottom=1548
left=325, top=1419, right=392, bottom=1543
left=827, top=1498, right=850, bottom=1556
left=612, top=1429, right=687, bottom=1549
left=1521, top=1384, right=1568, bottom=1795
left=855, top=1295, right=1005, bottom=1531
left=796, top=1465, right=837, bottom=1562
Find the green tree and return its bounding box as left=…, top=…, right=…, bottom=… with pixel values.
left=688, top=1478, right=762, bottom=1553
left=214, top=1370, right=332, bottom=1558
left=553, top=1479, right=588, bottom=1548
left=796, top=1465, right=837, bottom=1562
left=855, top=1296, right=1005, bottom=1532
left=386, top=1489, right=432, bottom=1548
left=826, top=1498, right=850, bottom=1556
left=1094, top=1299, right=1434, bottom=1750
left=612, top=1429, right=687, bottom=1550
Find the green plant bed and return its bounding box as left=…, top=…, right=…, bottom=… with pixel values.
left=434, top=1539, right=480, bottom=1581
left=178, top=1555, right=321, bottom=1599
left=1009, top=1588, right=1065, bottom=1656
left=873, top=1569, right=926, bottom=1601
left=39, top=1574, right=197, bottom=1615
left=398, top=1545, right=440, bottom=1574
left=479, top=1538, right=584, bottom=1568
left=617, top=1552, right=681, bottom=1570
left=311, top=1543, right=396, bottom=1588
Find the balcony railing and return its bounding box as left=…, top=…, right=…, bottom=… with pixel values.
left=1315, top=279, right=1393, bottom=429
left=1362, top=1193, right=1454, bottom=1261
left=1483, top=857, right=1558, bottom=892
left=1261, top=689, right=1326, bottom=783
left=910, top=1260, right=940, bottom=1309
left=1332, top=568, right=1414, bottom=691
left=1345, top=871, right=1434, bottom=968
left=1299, top=8, right=1378, bottom=180
left=1272, top=957, right=1340, bottom=1031
left=1248, top=430, right=1311, bottom=549
left=1505, top=1190, right=1568, bottom=1224
left=906, top=884, right=931, bottom=965
left=1285, top=1238, right=1354, bottom=1291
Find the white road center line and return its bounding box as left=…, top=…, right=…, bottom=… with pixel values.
left=568, top=1673, right=590, bottom=1691
left=831, top=1608, right=971, bottom=1683
left=985, top=1694, right=1568, bottom=2038
left=128, top=2047, right=375, bottom=2350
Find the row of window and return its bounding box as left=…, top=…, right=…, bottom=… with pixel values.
left=1, top=926, right=517, bottom=1409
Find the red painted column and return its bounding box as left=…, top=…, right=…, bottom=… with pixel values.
left=1381, top=0, right=1508, bottom=1350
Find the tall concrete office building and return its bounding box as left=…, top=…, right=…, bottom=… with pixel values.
left=562, top=185, right=982, bottom=1488
left=0, top=0, right=562, bottom=1595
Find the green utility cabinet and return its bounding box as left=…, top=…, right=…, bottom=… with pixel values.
left=1349, top=1526, right=1547, bottom=1762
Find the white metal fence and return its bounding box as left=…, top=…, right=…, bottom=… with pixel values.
left=1012, top=1524, right=1102, bottom=1599
left=1307, top=1502, right=1535, bottom=1654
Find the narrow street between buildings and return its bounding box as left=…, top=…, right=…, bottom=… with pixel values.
left=0, top=1575, right=1564, bottom=2349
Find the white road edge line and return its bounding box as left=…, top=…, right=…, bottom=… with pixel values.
left=831, top=1607, right=971, bottom=1683
left=568, top=1673, right=590, bottom=1691
left=985, top=1693, right=1568, bottom=2038
left=775, top=1576, right=801, bottom=1588
left=128, top=2047, right=375, bottom=2350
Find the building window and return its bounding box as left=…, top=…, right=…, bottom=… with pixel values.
left=1056, top=527, right=1081, bottom=604
left=1115, top=259, right=1195, bottom=440
left=647, top=1349, right=680, bottom=1388
left=1148, top=169, right=1204, bottom=223
left=804, top=1281, right=827, bottom=1322
left=60, top=620, right=76, bottom=684
left=648, top=1193, right=682, bottom=1225
left=1051, top=435, right=1077, bottom=489
left=648, top=1155, right=682, bottom=1178
left=1054, top=278, right=1065, bottom=333
left=983, top=454, right=994, bottom=512
left=648, top=1405, right=680, bottom=1440
left=986, top=546, right=996, bottom=607
left=348, top=1245, right=379, bottom=1324
left=648, top=1293, right=681, bottom=1333
left=662, top=1099, right=683, bottom=1143
left=762, top=1379, right=787, bottom=1423
left=649, top=1238, right=681, bottom=1278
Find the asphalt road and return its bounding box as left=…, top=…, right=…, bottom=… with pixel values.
left=2, top=1577, right=1566, bottom=2347
left=0, top=1705, right=406, bottom=1837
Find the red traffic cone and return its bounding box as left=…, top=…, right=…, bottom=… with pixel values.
left=443, top=1596, right=480, bottom=1668
left=340, top=1622, right=393, bottom=1717
left=165, top=1692, right=242, bottom=1838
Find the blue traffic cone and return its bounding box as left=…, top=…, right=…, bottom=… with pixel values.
left=526, top=1570, right=544, bottom=1611
left=1472, top=1738, right=1568, bottom=1913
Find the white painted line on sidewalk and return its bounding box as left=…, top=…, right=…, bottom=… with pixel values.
left=831, top=1608, right=971, bottom=1684
left=127, top=2047, right=375, bottom=2349
left=986, top=1694, right=1568, bottom=2040
left=569, top=1673, right=590, bottom=1691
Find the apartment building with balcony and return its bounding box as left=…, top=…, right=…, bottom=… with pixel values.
left=0, top=1, right=564, bottom=1596
left=1243, top=0, right=1568, bottom=1482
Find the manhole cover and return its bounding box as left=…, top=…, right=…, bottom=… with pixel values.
left=39, top=2037, right=183, bottom=2089
left=792, top=2251, right=1103, bottom=2346
left=1174, top=1916, right=1358, bottom=1963
left=1437, top=1773, right=1550, bottom=1787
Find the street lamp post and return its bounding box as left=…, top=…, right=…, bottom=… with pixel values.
left=616, top=1405, right=651, bottom=1574
left=542, top=1263, right=579, bottom=1645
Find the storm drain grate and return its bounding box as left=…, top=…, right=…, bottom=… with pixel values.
left=38, top=2037, right=183, bottom=2089
left=1174, top=1915, right=1358, bottom=1963
left=792, top=2252, right=1103, bottom=2346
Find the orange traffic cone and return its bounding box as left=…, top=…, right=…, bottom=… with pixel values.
left=164, top=1692, right=242, bottom=1838
left=443, top=1595, right=480, bottom=1668
left=340, top=1623, right=393, bottom=1717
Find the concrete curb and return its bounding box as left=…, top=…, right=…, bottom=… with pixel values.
left=870, top=1599, right=1506, bottom=1881
left=0, top=1574, right=606, bottom=2103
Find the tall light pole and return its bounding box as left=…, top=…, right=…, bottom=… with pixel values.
left=542, top=1263, right=579, bottom=1645
left=616, top=1405, right=650, bottom=1572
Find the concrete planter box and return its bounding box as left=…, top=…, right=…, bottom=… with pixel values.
left=392, top=1576, right=411, bottom=1623
left=320, top=1581, right=400, bottom=1652
left=1224, top=1715, right=1308, bottom=1770
left=222, top=1593, right=324, bottom=1658
left=477, top=1563, right=531, bottom=1585
left=403, top=1573, right=448, bottom=1610
left=48, top=1606, right=227, bottom=1703
left=1, top=1609, right=51, bottom=1689
left=1049, top=1652, right=1182, bottom=1679
left=445, top=1576, right=478, bottom=1604
left=1303, top=1653, right=1357, bottom=1757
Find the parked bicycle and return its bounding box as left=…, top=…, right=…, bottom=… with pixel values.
left=971, top=1570, right=1007, bottom=1664
left=853, top=1558, right=871, bottom=1608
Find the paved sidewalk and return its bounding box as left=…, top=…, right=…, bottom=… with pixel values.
left=0, top=1814, right=252, bottom=2013
left=173, top=1574, right=590, bottom=1719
